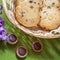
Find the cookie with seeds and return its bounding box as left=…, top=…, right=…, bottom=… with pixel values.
left=15, top=0, right=40, bottom=27
left=39, top=7, right=60, bottom=30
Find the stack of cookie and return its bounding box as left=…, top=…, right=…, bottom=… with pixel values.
left=14, top=0, right=60, bottom=31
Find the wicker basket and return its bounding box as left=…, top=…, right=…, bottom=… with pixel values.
left=2, top=0, right=60, bottom=38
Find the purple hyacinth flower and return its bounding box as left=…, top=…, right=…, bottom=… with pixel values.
left=0, top=17, right=7, bottom=40
left=0, top=36, right=7, bottom=40
left=0, top=27, right=4, bottom=31
left=0, top=5, right=3, bottom=10
left=1, top=29, right=7, bottom=36
left=0, top=35, right=7, bottom=40
left=0, top=29, right=7, bottom=40
left=0, top=17, right=4, bottom=27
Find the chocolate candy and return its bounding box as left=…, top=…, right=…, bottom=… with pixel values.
left=7, top=34, right=18, bottom=45
left=16, top=46, right=28, bottom=58
left=32, top=41, right=43, bottom=52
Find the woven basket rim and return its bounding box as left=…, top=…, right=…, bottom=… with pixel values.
left=2, top=0, right=60, bottom=38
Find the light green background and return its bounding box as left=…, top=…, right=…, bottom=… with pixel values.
left=0, top=0, right=60, bottom=60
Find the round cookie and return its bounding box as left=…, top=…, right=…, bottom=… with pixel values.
left=15, top=2, right=40, bottom=27
left=44, top=0, right=60, bottom=7
left=39, top=7, right=60, bottom=30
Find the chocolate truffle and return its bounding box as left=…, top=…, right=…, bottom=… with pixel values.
left=32, top=41, right=43, bottom=52
left=7, top=34, right=18, bottom=45
left=16, top=46, right=28, bottom=58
